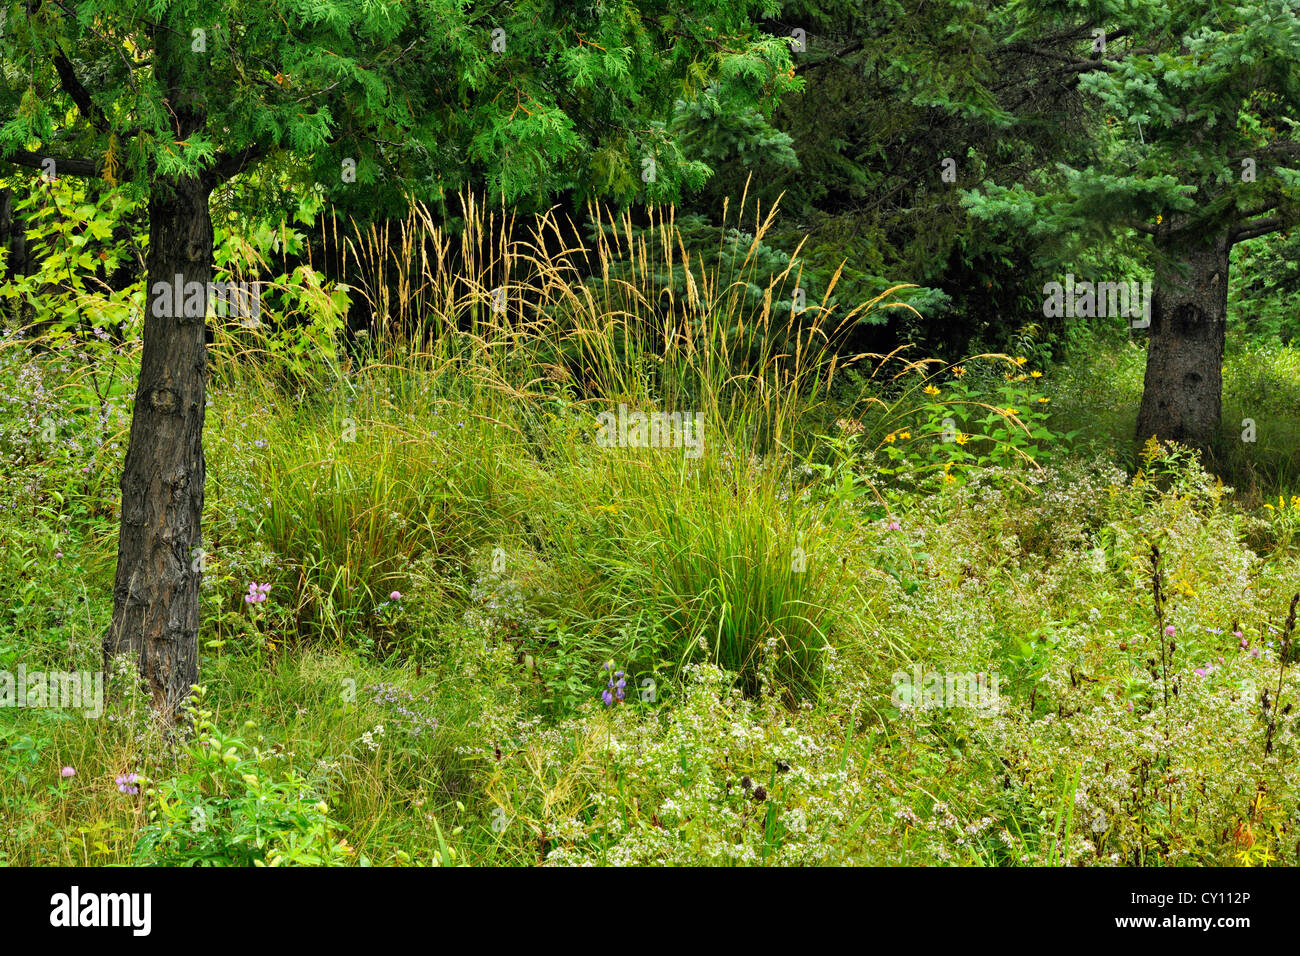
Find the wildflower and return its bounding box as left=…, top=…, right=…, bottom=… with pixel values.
left=954, top=433, right=970, bottom=445
left=1164, top=625, right=1176, bottom=638
left=60, top=766, right=75, bottom=778
left=1237, top=631, right=1247, bottom=648
left=115, top=772, right=140, bottom=795
left=254, top=438, right=268, bottom=449
left=1030, top=370, right=1042, bottom=378
left=244, top=582, right=271, bottom=604
left=1014, top=357, right=1027, bottom=366
left=389, top=591, right=402, bottom=601
left=952, top=366, right=966, bottom=378
left=886, top=520, right=902, bottom=532
left=603, top=665, right=626, bottom=706
left=923, top=385, right=940, bottom=396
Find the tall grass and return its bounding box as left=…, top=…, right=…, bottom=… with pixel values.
left=198, top=188, right=912, bottom=690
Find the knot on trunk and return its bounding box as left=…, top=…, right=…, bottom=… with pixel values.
left=149, top=387, right=180, bottom=413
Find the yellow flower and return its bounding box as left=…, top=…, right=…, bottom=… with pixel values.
left=955, top=433, right=970, bottom=445
left=1014, top=356, right=1027, bottom=366
left=884, top=432, right=897, bottom=443
left=1016, top=374, right=1028, bottom=382
left=1004, top=407, right=1018, bottom=416
left=923, top=385, right=940, bottom=396
left=952, top=366, right=966, bottom=378
left=900, top=430, right=911, bottom=440
left=1038, top=397, right=1050, bottom=403
left=1030, top=370, right=1042, bottom=378
left=1156, top=214, right=1163, bottom=224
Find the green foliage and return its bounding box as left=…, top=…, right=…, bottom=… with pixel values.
left=134, top=687, right=352, bottom=867
left=1, top=0, right=802, bottom=216
left=1230, top=230, right=1300, bottom=343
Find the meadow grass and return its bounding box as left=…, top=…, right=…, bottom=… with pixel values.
left=3, top=195, right=1300, bottom=866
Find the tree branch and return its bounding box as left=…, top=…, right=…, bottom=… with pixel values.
left=211, top=145, right=265, bottom=182
left=2, top=148, right=100, bottom=178
left=52, top=52, right=110, bottom=132
left=1230, top=215, right=1284, bottom=244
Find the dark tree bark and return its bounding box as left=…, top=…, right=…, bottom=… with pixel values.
left=103, top=170, right=214, bottom=717
left=103, top=18, right=215, bottom=718
left=1135, top=230, right=1232, bottom=453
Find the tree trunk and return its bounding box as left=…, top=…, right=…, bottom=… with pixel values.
left=104, top=171, right=214, bottom=717
left=1135, top=231, right=1231, bottom=453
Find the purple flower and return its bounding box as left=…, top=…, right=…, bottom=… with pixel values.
left=115, top=772, right=140, bottom=795
left=389, top=591, right=402, bottom=601
left=60, top=766, right=75, bottom=778
left=601, top=689, right=614, bottom=706
left=886, top=520, right=901, bottom=532
left=1164, top=625, right=1176, bottom=637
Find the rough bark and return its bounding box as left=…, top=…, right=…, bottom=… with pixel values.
left=1135, top=231, right=1231, bottom=453
left=103, top=171, right=214, bottom=717
left=103, top=17, right=215, bottom=719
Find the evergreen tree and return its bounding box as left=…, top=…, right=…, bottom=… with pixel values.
left=0, top=0, right=798, bottom=716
